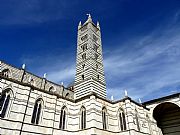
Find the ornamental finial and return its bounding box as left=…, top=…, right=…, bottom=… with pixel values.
left=22, top=64, right=26, bottom=70
left=43, top=73, right=47, bottom=78
left=97, top=21, right=100, bottom=29
left=124, top=89, right=128, bottom=97
left=79, top=21, right=82, bottom=26
left=78, top=21, right=82, bottom=29
left=111, top=95, right=114, bottom=101
left=139, top=98, right=142, bottom=104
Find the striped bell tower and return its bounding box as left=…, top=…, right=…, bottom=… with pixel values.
left=74, top=14, right=106, bottom=99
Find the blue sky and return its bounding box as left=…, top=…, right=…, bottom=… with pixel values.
left=1, top=0, right=180, bottom=102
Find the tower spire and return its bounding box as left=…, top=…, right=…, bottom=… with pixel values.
left=75, top=16, right=106, bottom=99
left=78, top=21, right=82, bottom=29
left=97, top=21, right=100, bottom=29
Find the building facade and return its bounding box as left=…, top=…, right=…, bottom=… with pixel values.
left=0, top=15, right=180, bottom=135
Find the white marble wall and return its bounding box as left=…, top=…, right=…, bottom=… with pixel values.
left=0, top=77, right=162, bottom=135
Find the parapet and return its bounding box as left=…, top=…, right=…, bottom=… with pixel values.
left=0, top=60, right=74, bottom=100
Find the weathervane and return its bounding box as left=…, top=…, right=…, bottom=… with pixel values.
left=86, top=13, right=91, bottom=18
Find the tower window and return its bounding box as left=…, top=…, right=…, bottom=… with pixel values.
left=59, top=106, right=66, bottom=130
left=80, top=106, right=86, bottom=129
left=82, top=53, right=86, bottom=60
left=0, top=89, right=11, bottom=118
left=31, top=98, right=43, bottom=124
left=82, top=64, right=85, bottom=70
left=81, top=44, right=88, bottom=52
left=97, top=75, right=100, bottom=80
left=119, top=108, right=126, bottom=131
left=102, top=107, right=107, bottom=130
left=82, top=75, right=84, bottom=80
left=81, top=34, right=88, bottom=41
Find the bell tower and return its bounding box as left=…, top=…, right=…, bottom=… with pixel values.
left=74, top=14, right=106, bottom=99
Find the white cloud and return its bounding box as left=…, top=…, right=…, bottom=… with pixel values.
left=104, top=17, right=180, bottom=101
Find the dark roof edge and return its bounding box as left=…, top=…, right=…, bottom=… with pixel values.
left=143, top=92, right=180, bottom=105
left=75, top=92, right=149, bottom=110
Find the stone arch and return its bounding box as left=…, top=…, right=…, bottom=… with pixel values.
left=2, top=84, right=14, bottom=97
left=34, top=95, right=44, bottom=105
left=153, top=102, right=180, bottom=135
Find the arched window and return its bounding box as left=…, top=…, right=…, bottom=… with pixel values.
left=59, top=106, right=66, bottom=130
left=102, top=107, right=107, bottom=130
left=2, top=69, right=10, bottom=78
left=82, top=64, right=85, bottom=70
left=135, top=109, right=140, bottom=131
left=49, top=86, right=55, bottom=92
left=65, top=93, right=69, bottom=98
left=0, top=89, right=11, bottom=118
left=28, top=77, right=34, bottom=85
left=82, top=53, right=86, bottom=60
left=31, top=98, right=43, bottom=124
left=80, top=106, right=86, bottom=129
left=81, top=34, right=88, bottom=41
left=81, top=43, right=87, bottom=52
left=119, top=108, right=126, bottom=131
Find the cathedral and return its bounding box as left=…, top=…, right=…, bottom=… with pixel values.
left=0, top=15, right=180, bottom=135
